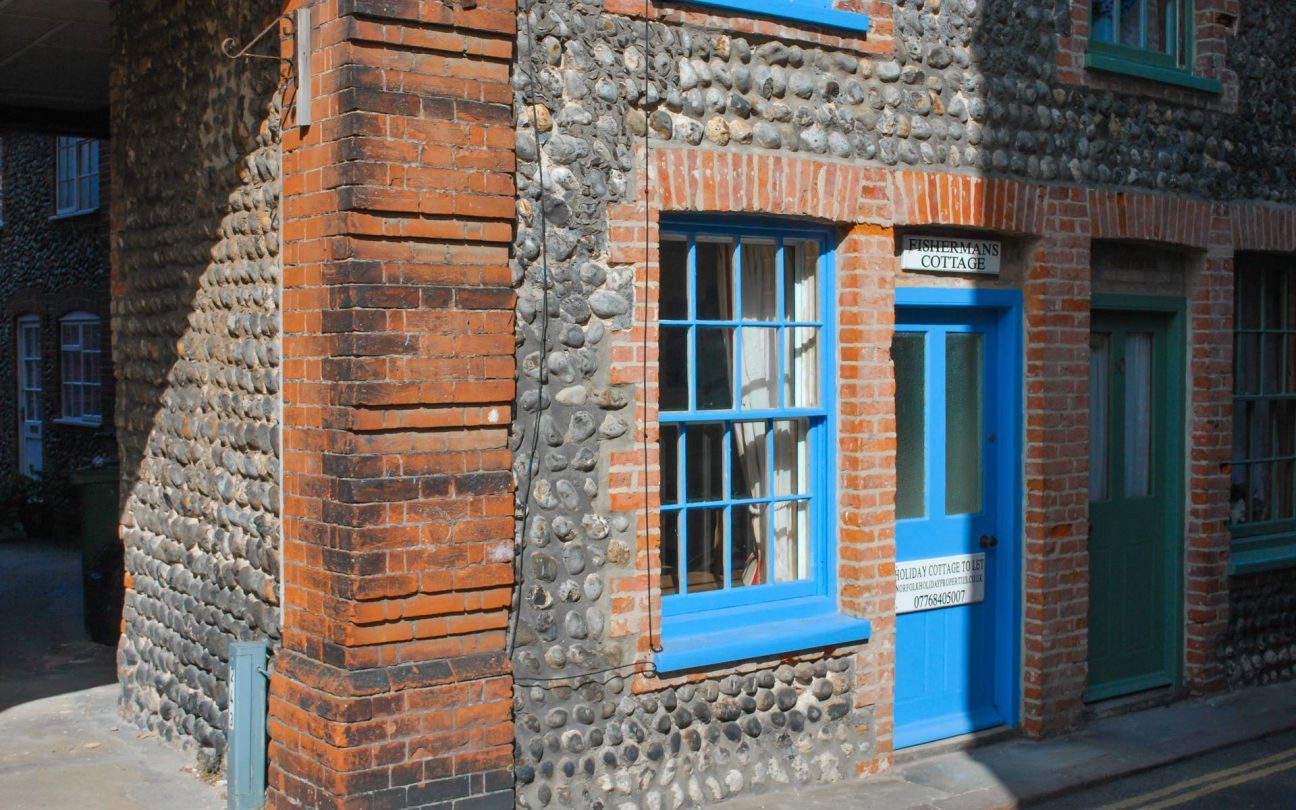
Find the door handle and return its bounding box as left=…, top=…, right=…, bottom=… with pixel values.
left=979, top=535, right=998, bottom=549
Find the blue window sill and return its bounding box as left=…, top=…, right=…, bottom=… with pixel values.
left=1085, top=52, right=1222, bottom=94
left=675, top=1, right=870, bottom=34
left=654, top=596, right=871, bottom=674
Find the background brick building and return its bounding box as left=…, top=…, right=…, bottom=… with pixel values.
left=0, top=131, right=114, bottom=480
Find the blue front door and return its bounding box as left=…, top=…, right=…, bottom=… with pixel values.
left=892, top=297, right=1019, bottom=748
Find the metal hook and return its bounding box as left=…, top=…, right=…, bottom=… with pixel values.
left=220, top=12, right=294, bottom=61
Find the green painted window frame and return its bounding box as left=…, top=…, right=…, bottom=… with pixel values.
left=1229, top=259, right=1296, bottom=575
left=1085, top=0, right=1222, bottom=94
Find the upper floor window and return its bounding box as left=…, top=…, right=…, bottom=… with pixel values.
left=1230, top=258, right=1295, bottom=571
left=55, top=136, right=99, bottom=216
left=59, top=312, right=102, bottom=425
left=653, top=219, right=869, bottom=673
left=676, top=0, right=870, bottom=34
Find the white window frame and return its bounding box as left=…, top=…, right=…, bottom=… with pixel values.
left=55, top=136, right=99, bottom=217
left=59, top=312, right=102, bottom=426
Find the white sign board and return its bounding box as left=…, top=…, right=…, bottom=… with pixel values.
left=895, top=553, right=986, bottom=614
left=901, top=235, right=1002, bottom=275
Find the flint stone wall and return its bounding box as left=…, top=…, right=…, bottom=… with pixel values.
left=112, top=0, right=282, bottom=770
left=1225, top=568, right=1296, bottom=689
left=0, top=132, right=115, bottom=475
left=510, top=0, right=1296, bottom=807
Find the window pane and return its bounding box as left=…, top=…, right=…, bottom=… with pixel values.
left=773, top=499, right=810, bottom=583
left=1237, top=268, right=1262, bottom=329
left=893, top=333, right=925, bottom=520
left=659, top=326, right=688, bottom=411
left=739, top=327, right=777, bottom=409
left=1231, top=463, right=1249, bottom=524
left=695, top=239, right=732, bottom=320
left=696, top=327, right=734, bottom=409
left=740, top=241, right=777, bottom=321
left=783, top=327, right=820, bottom=407
left=1275, top=400, right=1295, bottom=459
left=773, top=418, right=809, bottom=497
left=686, top=423, right=725, bottom=502
left=732, top=503, right=766, bottom=588
left=784, top=240, right=819, bottom=322
left=1091, top=0, right=1114, bottom=43
left=661, top=511, right=680, bottom=595
left=1263, top=267, right=1285, bottom=329
left=1263, top=334, right=1283, bottom=395
left=1250, top=461, right=1272, bottom=522
left=1120, top=0, right=1144, bottom=48
left=946, top=333, right=984, bottom=515
left=731, top=420, right=767, bottom=500
left=685, top=508, right=725, bottom=593
left=1090, top=333, right=1111, bottom=501
left=659, top=239, right=689, bottom=320
left=660, top=424, right=679, bottom=505
left=1250, top=399, right=1271, bottom=471
left=1124, top=333, right=1154, bottom=498
left=1288, top=334, right=1296, bottom=394
left=1236, top=333, right=1260, bottom=395
left=1273, top=461, right=1295, bottom=522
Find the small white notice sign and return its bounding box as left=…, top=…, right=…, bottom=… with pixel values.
left=901, top=235, right=1002, bottom=275
left=895, top=553, right=986, bottom=614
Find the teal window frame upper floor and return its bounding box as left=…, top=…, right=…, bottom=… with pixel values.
left=652, top=216, right=870, bottom=674
left=1229, top=257, right=1296, bottom=574
left=1086, top=0, right=1221, bottom=93
left=676, top=0, right=870, bottom=34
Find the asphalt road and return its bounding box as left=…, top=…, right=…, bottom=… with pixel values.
left=1036, top=726, right=1296, bottom=809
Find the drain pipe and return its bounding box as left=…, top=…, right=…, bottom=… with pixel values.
left=228, top=640, right=269, bottom=810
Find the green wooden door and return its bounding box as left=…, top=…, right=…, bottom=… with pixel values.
left=1086, top=306, right=1183, bottom=702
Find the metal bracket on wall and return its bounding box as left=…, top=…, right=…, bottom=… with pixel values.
left=219, top=7, right=313, bottom=128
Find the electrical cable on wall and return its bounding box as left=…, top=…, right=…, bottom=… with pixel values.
left=505, top=0, right=666, bottom=690
left=641, top=0, right=664, bottom=657
left=506, top=0, right=552, bottom=660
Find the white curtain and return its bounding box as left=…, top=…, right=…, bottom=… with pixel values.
left=737, top=243, right=775, bottom=585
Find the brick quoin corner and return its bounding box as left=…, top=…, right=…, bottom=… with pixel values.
left=271, top=1, right=518, bottom=807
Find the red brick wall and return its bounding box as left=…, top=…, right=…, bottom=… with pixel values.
left=270, top=1, right=517, bottom=807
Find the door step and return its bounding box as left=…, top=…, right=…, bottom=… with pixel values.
left=892, top=724, right=1019, bottom=765
left=1084, top=686, right=1185, bottom=721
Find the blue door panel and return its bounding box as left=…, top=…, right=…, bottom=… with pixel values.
left=893, top=293, right=1021, bottom=749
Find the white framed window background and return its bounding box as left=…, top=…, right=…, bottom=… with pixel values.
left=59, top=312, right=102, bottom=425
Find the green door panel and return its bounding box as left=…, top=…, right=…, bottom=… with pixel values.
left=1086, top=305, right=1184, bottom=703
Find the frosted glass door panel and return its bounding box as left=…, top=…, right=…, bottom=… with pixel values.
left=946, top=333, right=984, bottom=516
left=1124, top=333, right=1154, bottom=498
left=893, top=333, right=925, bottom=520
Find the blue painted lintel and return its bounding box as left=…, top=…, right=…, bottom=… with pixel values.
left=677, top=0, right=870, bottom=34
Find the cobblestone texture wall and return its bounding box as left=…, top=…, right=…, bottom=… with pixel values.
left=112, top=0, right=282, bottom=769
left=0, top=133, right=114, bottom=475
left=511, top=0, right=1296, bottom=807
left=1225, top=569, right=1296, bottom=689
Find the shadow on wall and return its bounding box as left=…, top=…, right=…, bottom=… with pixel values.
left=110, top=1, right=284, bottom=770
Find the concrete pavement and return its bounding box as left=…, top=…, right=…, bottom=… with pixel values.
left=0, top=685, right=224, bottom=810
left=0, top=538, right=223, bottom=809
left=724, top=680, right=1296, bottom=809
